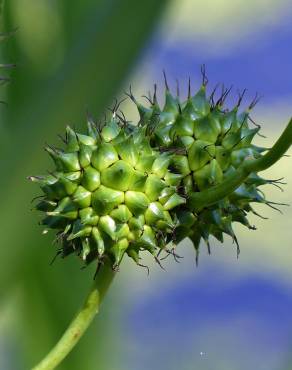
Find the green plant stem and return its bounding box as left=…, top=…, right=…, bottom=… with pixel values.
left=190, top=118, right=292, bottom=211
left=31, top=263, right=115, bottom=370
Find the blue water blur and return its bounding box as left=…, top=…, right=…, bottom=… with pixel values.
left=144, top=15, right=292, bottom=106
left=124, top=266, right=292, bottom=370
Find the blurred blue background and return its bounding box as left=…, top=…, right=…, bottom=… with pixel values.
left=0, top=1, right=291, bottom=369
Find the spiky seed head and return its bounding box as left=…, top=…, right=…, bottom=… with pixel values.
left=30, top=115, right=184, bottom=270
left=30, top=73, right=290, bottom=271
left=130, top=75, right=287, bottom=262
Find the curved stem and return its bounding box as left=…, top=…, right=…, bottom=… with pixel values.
left=31, top=263, right=115, bottom=370
left=190, top=118, right=292, bottom=211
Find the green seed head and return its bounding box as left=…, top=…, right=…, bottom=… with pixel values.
left=30, top=114, right=181, bottom=270
left=30, top=71, right=292, bottom=271
left=129, top=72, right=290, bottom=264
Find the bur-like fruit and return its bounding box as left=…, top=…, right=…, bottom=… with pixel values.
left=128, top=69, right=290, bottom=263
left=29, top=114, right=185, bottom=269
left=30, top=70, right=292, bottom=270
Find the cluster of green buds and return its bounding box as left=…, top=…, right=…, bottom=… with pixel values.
left=30, top=70, right=292, bottom=270
left=29, top=113, right=187, bottom=270
left=130, top=70, right=290, bottom=263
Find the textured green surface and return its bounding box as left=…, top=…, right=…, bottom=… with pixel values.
left=30, top=76, right=291, bottom=273
left=30, top=118, right=184, bottom=269
left=127, top=81, right=291, bottom=262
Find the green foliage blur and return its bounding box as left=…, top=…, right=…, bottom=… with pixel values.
left=0, top=1, right=170, bottom=369
left=1, top=1, right=292, bottom=369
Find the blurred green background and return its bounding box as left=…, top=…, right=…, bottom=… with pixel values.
left=0, top=1, right=292, bottom=369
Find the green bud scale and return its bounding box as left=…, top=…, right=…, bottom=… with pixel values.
left=30, top=70, right=291, bottom=270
